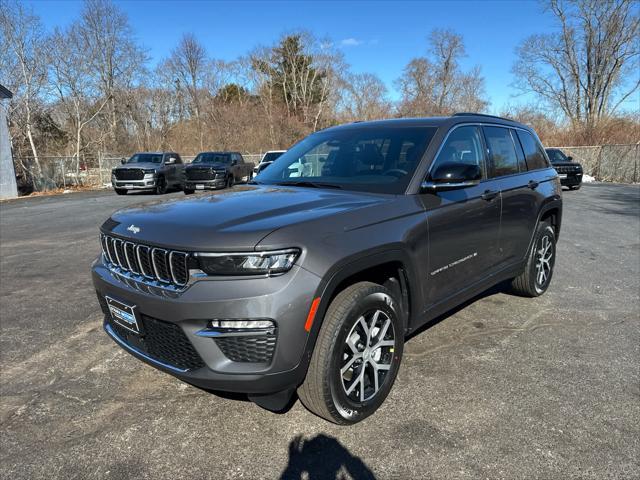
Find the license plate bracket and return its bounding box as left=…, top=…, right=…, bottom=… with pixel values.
left=559, top=174, right=568, bottom=179
left=106, top=296, right=141, bottom=334
left=196, top=184, right=205, bottom=190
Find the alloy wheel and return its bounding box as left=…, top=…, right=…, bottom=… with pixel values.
left=340, top=309, right=395, bottom=402
left=535, top=234, right=553, bottom=288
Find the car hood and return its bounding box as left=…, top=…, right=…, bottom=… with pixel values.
left=185, top=163, right=229, bottom=170
left=115, top=162, right=161, bottom=170
left=102, top=185, right=393, bottom=251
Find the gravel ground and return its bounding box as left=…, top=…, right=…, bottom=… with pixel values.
left=1, top=183, right=638, bottom=480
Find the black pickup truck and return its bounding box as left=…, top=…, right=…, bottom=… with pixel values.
left=112, top=152, right=184, bottom=195
left=183, top=151, right=254, bottom=194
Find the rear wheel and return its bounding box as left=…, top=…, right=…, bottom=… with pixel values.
left=114, top=189, right=127, bottom=196
left=511, top=221, right=556, bottom=297
left=298, top=282, right=404, bottom=424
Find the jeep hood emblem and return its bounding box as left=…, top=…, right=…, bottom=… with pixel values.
left=127, top=224, right=141, bottom=234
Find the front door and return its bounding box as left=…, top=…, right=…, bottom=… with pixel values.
left=421, top=125, right=502, bottom=306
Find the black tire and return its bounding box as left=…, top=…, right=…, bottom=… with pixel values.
left=155, top=176, right=167, bottom=195
left=184, top=189, right=195, bottom=195
left=114, top=189, right=127, bottom=196
left=570, top=185, right=581, bottom=190
left=298, top=282, right=404, bottom=425
left=226, top=175, right=234, bottom=189
left=511, top=221, right=556, bottom=297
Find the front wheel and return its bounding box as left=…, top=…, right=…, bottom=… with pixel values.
left=114, top=189, right=127, bottom=196
left=298, top=282, right=404, bottom=424
left=184, top=189, right=195, bottom=195
left=511, top=221, right=556, bottom=297
left=155, top=176, right=167, bottom=195
left=226, top=175, right=234, bottom=189
left=570, top=185, right=581, bottom=190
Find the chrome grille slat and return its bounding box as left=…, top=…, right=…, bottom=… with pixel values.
left=100, top=235, right=189, bottom=290
left=151, top=248, right=171, bottom=283
left=124, top=242, right=140, bottom=274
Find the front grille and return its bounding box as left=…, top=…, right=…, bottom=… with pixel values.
left=103, top=308, right=205, bottom=371
left=186, top=168, right=215, bottom=181
left=100, top=234, right=189, bottom=288
left=215, top=335, right=277, bottom=363
left=114, top=168, right=144, bottom=180
left=555, top=165, right=581, bottom=174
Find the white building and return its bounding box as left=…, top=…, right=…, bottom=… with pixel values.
left=0, top=84, right=17, bottom=199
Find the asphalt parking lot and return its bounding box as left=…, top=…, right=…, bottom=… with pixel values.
left=1, top=183, right=639, bottom=479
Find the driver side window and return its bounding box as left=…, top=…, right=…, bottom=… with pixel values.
left=429, top=126, right=486, bottom=180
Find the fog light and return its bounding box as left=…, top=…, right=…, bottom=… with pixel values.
left=209, top=319, right=274, bottom=329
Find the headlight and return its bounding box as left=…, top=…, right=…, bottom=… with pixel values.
left=144, top=169, right=156, bottom=174
left=195, top=249, right=300, bottom=276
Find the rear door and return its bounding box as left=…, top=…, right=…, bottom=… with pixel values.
left=482, top=126, right=538, bottom=266
left=421, top=125, right=502, bottom=305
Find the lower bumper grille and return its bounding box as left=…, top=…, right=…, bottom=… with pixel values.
left=98, top=294, right=205, bottom=371
left=215, top=335, right=277, bottom=363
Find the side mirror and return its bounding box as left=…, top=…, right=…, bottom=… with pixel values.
left=120, top=158, right=127, bottom=165
left=567, top=156, right=573, bottom=161
left=165, top=157, right=176, bottom=165
left=421, top=162, right=481, bottom=192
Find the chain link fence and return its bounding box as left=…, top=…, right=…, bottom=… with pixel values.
left=13, top=144, right=640, bottom=194
left=551, top=144, right=639, bottom=184
left=13, top=153, right=266, bottom=194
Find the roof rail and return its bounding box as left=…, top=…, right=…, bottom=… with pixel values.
left=453, top=112, right=515, bottom=122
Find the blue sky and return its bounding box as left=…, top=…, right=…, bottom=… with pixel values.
left=29, top=0, right=559, bottom=112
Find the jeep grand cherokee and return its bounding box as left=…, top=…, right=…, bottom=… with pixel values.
left=92, top=114, right=562, bottom=424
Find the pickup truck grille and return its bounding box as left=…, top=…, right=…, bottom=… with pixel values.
left=185, top=168, right=224, bottom=181
left=114, top=168, right=145, bottom=180
left=100, top=234, right=189, bottom=287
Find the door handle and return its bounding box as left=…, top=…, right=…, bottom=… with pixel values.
left=481, top=190, right=498, bottom=201
left=528, top=180, right=539, bottom=189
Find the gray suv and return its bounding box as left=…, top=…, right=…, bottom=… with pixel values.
left=93, top=114, right=562, bottom=424
left=112, top=152, right=184, bottom=195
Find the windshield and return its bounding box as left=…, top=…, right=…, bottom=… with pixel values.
left=546, top=149, right=568, bottom=163
left=254, top=126, right=437, bottom=194
left=192, top=153, right=231, bottom=164
left=262, top=151, right=285, bottom=163
left=127, top=153, right=163, bottom=164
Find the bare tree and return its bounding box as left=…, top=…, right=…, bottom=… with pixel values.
left=513, top=0, right=639, bottom=131
left=0, top=0, right=48, bottom=182
left=77, top=0, right=147, bottom=146
left=429, top=29, right=466, bottom=112
left=163, top=33, right=209, bottom=150
left=49, top=26, right=111, bottom=175
left=396, top=29, right=488, bottom=116
left=341, top=72, right=391, bottom=121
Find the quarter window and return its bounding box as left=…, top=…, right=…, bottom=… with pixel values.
left=429, top=126, right=486, bottom=179
left=483, top=126, right=520, bottom=177
left=516, top=130, right=549, bottom=170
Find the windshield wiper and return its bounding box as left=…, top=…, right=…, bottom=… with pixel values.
left=273, top=181, right=342, bottom=190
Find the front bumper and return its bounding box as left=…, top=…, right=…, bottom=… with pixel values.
left=92, top=258, right=321, bottom=394
left=559, top=173, right=582, bottom=186
left=113, top=179, right=156, bottom=190
left=184, top=179, right=226, bottom=190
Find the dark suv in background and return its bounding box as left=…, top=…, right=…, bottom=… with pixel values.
left=93, top=113, right=562, bottom=424
left=183, top=151, right=254, bottom=194
left=545, top=148, right=583, bottom=189
left=112, top=152, right=184, bottom=195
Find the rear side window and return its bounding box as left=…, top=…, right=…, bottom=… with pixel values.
left=430, top=126, right=487, bottom=179
left=516, top=130, right=549, bottom=170
left=483, top=126, right=520, bottom=177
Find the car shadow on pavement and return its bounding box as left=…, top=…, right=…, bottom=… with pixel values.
left=280, top=434, right=376, bottom=480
